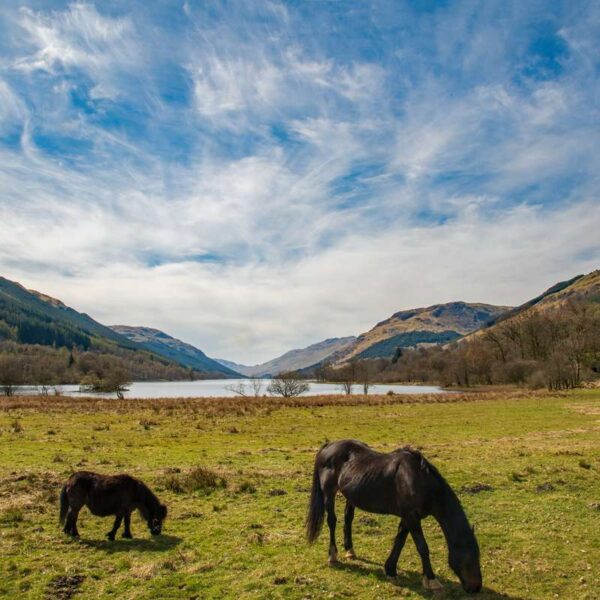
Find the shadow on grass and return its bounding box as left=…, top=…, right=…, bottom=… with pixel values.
left=332, top=558, right=525, bottom=600
left=77, top=534, right=182, bottom=553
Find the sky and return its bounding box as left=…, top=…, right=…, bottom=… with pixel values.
left=1, top=1, right=599, bottom=364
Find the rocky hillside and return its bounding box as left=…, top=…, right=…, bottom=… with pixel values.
left=336, top=301, right=511, bottom=361
left=216, top=337, right=357, bottom=377
left=111, top=326, right=241, bottom=378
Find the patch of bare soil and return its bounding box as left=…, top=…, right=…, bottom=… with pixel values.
left=45, top=575, right=85, bottom=600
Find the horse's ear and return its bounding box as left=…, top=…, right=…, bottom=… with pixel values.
left=472, top=524, right=476, bottom=534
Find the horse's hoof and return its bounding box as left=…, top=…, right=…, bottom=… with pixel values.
left=422, top=577, right=444, bottom=592
left=345, top=549, right=356, bottom=559
left=106, top=534, right=115, bottom=541
left=122, top=533, right=132, bottom=539
left=328, top=554, right=339, bottom=566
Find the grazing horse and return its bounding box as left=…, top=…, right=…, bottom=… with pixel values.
left=306, top=440, right=482, bottom=593
left=59, top=471, right=167, bottom=540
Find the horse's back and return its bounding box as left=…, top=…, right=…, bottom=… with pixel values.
left=321, top=441, right=435, bottom=517
left=318, top=440, right=401, bottom=515
left=66, top=471, right=137, bottom=515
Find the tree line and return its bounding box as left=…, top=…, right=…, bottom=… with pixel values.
left=0, top=342, right=216, bottom=396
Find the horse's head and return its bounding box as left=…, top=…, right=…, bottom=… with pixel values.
left=147, top=503, right=167, bottom=536
left=448, top=526, right=482, bottom=593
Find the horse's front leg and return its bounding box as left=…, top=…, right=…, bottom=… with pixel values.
left=343, top=501, right=356, bottom=559
left=384, top=519, right=409, bottom=577
left=409, top=522, right=444, bottom=591
left=107, top=515, right=123, bottom=541
left=122, top=511, right=132, bottom=538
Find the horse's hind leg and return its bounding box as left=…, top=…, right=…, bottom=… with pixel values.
left=65, top=508, right=80, bottom=538
left=107, top=515, right=123, bottom=541
left=409, top=522, right=444, bottom=591
left=322, top=473, right=338, bottom=565
left=384, top=519, right=409, bottom=577
left=62, top=509, right=73, bottom=535
left=343, top=501, right=356, bottom=559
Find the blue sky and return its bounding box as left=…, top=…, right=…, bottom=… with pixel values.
left=1, top=1, right=599, bottom=363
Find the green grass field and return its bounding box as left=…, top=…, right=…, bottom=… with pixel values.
left=1, top=390, right=598, bottom=599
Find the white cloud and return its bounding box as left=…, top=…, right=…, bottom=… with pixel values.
left=0, top=78, right=25, bottom=132
left=14, top=3, right=137, bottom=99
left=0, top=1, right=599, bottom=364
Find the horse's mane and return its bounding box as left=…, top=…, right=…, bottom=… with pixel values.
left=397, top=446, right=462, bottom=506
left=399, top=447, right=478, bottom=553
left=134, top=478, right=161, bottom=509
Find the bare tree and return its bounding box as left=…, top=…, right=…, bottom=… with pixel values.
left=225, top=382, right=249, bottom=397
left=250, top=377, right=264, bottom=397
left=338, top=380, right=354, bottom=395
left=336, top=361, right=358, bottom=394
left=226, top=377, right=265, bottom=397
left=356, top=361, right=375, bottom=394
left=267, top=372, right=310, bottom=397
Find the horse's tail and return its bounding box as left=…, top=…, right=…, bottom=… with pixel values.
left=59, top=485, right=69, bottom=525
left=306, top=446, right=326, bottom=543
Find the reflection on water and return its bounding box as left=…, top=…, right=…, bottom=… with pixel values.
left=15, top=379, right=444, bottom=398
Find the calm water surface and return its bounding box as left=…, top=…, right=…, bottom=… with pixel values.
left=17, top=379, right=444, bottom=398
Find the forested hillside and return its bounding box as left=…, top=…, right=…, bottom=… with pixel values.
left=0, top=277, right=212, bottom=391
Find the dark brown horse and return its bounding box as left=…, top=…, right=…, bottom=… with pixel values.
left=306, top=440, right=482, bottom=593
left=59, top=471, right=167, bottom=540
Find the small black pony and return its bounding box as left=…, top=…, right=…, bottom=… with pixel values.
left=306, top=440, right=482, bottom=593
left=60, top=471, right=167, bottom=540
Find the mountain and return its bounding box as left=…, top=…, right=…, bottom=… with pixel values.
left=216, top=336, right=357, bottom=377
left=110, top=326, right=241, bottom=378
left=336, top=301, right=511, bottom=361
left=0, top=276, right=205, bottom=383
left=216, top=358, right=250, bottom=375
left=0, top=276, right=242, bottom=382
left=0, top=276, right=136, bottom=350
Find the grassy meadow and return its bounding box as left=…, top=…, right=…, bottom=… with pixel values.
left=0, top=390, right=599, bottom=599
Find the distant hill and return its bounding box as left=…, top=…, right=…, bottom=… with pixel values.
left=216, top=337, right=357, bottom=377
left=111, top=326, right=241, bottom=378
left=336, top=302, right=511, bottom=362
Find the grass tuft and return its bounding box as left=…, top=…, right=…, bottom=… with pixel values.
left=163, top=466, right=226, bottom=494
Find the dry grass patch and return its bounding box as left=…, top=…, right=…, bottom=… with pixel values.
left=162, top=466, right=227, bottom=494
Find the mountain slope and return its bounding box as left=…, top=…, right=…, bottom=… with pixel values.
left=0, top=277, right=136, bottom=350
left=337, top=301, right=511, bottom=362
left=473, top=270, right=600, bottom=338
left=216, top=337, right=357, bottom=377
left=0, top=276, right=209, bottom=383
left=110, top=326, right=241, bottom=378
